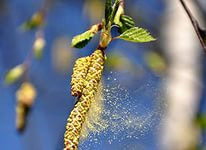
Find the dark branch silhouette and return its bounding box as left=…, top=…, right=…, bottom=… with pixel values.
left=179, top=0, right=206, bottom=53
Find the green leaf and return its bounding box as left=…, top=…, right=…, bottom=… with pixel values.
left=117, top=27, right=156, bottom=43
left=5, top=65, right=25, bottom=85
left=71, top=30, right=95, bottom=48
left=20, top=12, right=44, bottom=31
left=110, top=0, right=120, bottom=24
left=117, top=15, right=135, bottom=33
left=120, top=15, right=135, bottom=28
left=71, top=24, right=101, bottom=48
left=105, top=0, right=112, bottom=25
left=113, top=3, right=124, bottom=26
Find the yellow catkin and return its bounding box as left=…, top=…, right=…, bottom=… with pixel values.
left=16, top=102, right=29, bottom=131
left=64, top=50, right=105, bottom=150
left=71, top=56, right=91, bottom=97
left=16, top=82, right=36, bottom=131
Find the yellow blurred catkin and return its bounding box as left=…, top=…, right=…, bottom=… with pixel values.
left=16, top=82, right=36, bottom=131
left=64, top=49, right=105, bottom=150
left=71, top=56, right=91, bottom=97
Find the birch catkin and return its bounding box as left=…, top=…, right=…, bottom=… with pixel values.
left=71, top=56, right=91, bottom=97
left=64, top=49, right=105, bottom=150
left=16, top=82, right=36, bottom=131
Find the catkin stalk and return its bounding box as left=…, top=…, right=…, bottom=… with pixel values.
left=64, top=50, right=105, bottom=150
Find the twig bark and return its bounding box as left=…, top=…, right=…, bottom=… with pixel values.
left=179, top=0, right=206, bottom=52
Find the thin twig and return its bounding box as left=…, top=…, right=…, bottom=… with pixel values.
left=179, top=0, right=206, bottom=53
left=22, top=0, right=50, bottom=81
left=40, top=0, right=52, bottom=16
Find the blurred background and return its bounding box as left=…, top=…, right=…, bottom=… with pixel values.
left=0, top=0, right=206, bottom=150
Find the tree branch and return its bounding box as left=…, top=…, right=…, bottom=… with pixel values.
left=179, top=0, right=206, bottom=53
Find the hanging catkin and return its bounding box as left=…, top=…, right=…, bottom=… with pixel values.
left=16, top=82, right=36, bottom=131
left=64, top=49, right=105, bottom=150
left=71, top=56, right=91, bottom=97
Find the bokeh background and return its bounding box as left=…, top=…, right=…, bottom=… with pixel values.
left=0, top=0, right=206, bottom=150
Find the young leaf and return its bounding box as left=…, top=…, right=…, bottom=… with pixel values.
left=110, top=0, right=120, bottom=24
left=71, top=31, right=94, bottom=48
left=71, top=24, right=101, bottom=48
left=105, top=0, right=112, bottom=25
left=21, top=11, right=44, bottom=31
left=117, top=27, right=156, bottom=43
left=5, top=65, right=25, bottom=85
left=113, top=3, right=124, bottom=26
left=33, top=36, right=45, bottom=59
left=117, top=15, right=135, bottom=33
left=120, top=15, right=135, bottom=28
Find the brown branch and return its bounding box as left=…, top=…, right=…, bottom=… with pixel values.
left=179, top=0, right=206, bottom=53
